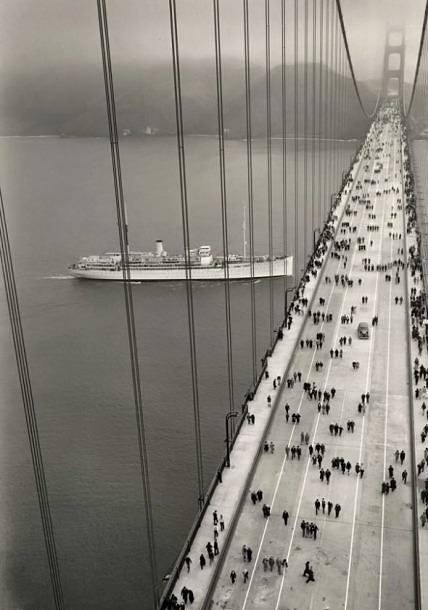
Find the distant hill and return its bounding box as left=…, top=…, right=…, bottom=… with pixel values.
left=0, top=59, right=378, bottom=138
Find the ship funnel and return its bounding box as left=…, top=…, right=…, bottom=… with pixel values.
left=155, top=239, right=164, bottom=257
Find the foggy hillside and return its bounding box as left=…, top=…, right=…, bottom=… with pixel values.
left=0, top=59, right=378, bottom=138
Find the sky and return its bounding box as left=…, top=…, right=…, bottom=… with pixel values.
left=0, top=0, right=425, bottom=83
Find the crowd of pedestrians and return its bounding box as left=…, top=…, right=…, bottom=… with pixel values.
left=166, top=103, right=425, bottom=609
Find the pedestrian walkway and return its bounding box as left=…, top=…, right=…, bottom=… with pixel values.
left=405, top=137, right=428, bottom=609
left=164, top=103, right=424, bottom=610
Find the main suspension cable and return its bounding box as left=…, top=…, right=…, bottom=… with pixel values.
left=335, top=0, right=380, bottom=119
left=405, top=0, right=428, bottom=117
left=96, top=4, right=159, bottom=607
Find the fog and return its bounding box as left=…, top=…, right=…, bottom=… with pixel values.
left=0, top=0, right=425, bottom=82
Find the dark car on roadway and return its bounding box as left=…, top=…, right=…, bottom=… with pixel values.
left=357, top=322, right=369, bottom=339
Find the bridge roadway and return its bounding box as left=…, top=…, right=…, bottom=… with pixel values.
left=204, top=112, right=417, bottom=609
left=164, top=106, right=425, bottom=610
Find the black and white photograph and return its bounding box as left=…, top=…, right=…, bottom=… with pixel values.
left=0, top=1, right=428, bottom=609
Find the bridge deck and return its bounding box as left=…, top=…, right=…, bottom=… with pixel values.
left=167, top=107, right=427, bottom=610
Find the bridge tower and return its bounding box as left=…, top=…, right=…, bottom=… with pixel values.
left=381, top=29, right=405, bottom=103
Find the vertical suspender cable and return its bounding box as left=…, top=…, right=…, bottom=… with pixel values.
left=213, top=0, right=235, bottom=421
left=334, top=10, right=340, bottom=190
left=337, top=23, right=342, bottom=181
left=311, top=0, right=317, bottom=243
left=96, top=4, right=159, bottom=607
left=332, top=10, right=337, bottom=191
left=328, top=2, right=336, bottom=204
left=281, top=0, right=289, bottom=315
left=265, top=0, right=274, bottom=344
left=169, top=0, right=205, bottom=507
left=323, top=0, right=330, bottom=221
left=339, top=34, right=344, bottom=180
left=328, top=0, right=334, bottom=212
left=303, top=0, right=309, bottom=268
left=0, top=189, right=64, bottom=610
left=318, top=0, right=324, bottom=229
left=294, top=0, right=299, bottom=282
left=243, top=0, right=258, bottom=385
left=342, top=22, right=345, bottom=176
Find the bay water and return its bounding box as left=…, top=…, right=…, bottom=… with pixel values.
left=0, top=135, right=356, bottom=609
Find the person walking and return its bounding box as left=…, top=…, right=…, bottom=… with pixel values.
left=282, top=510, right=289, bottom=526
left=184, top=556, right=192, bottom=572
left=306, top=567, right=315, bottom=583
left=230, top=570, right=237, bottom=584
left=334, top=503, right=341, bottom=518
left=315, top=498, right=321, bottom=515
left=200, top=554, right=206, bottom=570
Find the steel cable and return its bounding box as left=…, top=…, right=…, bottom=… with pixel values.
left=330, top=4, right=338, bottom=203
left=168, top=0, right=206, bottom=507
left=318, top=0, right=324, bottom=229
left=243, top=0, right=258, bottom=386
left=335, top=0, right=380, bottom=120
left=405, top=0, right=428, bottom=117
left=328, top=0, right=334, bottom=211
left=0, top=189, right=64, bottom=609
left=323, top=0, right=330, bottom=221
left=265, top=0, right=274, bottom=344
left=213, top=0, right=235, bottom=423
left=281, top=0, right=289, bottom=316
left=294, top=0, right=299, bottom=282
left=328, top=0, right=334, bottom=212
left=311, top=0, right=317, bottom=247
left=303, top=0, right=309, bottom=268
left=96, top=4, right=159, bottom=607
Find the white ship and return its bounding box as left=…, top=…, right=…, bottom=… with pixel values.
left=69, top=240, right=293, bottom=282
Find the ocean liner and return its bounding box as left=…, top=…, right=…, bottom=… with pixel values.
left=69, top=240, right=293, bottom=281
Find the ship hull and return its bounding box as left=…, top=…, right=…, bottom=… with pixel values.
left=69, top=257, right=293, bottom=281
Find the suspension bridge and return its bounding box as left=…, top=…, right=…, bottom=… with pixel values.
left=2, top=1, right=428, bottom=609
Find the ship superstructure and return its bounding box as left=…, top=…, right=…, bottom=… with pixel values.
left=69, top=240, right=293, bottom=281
